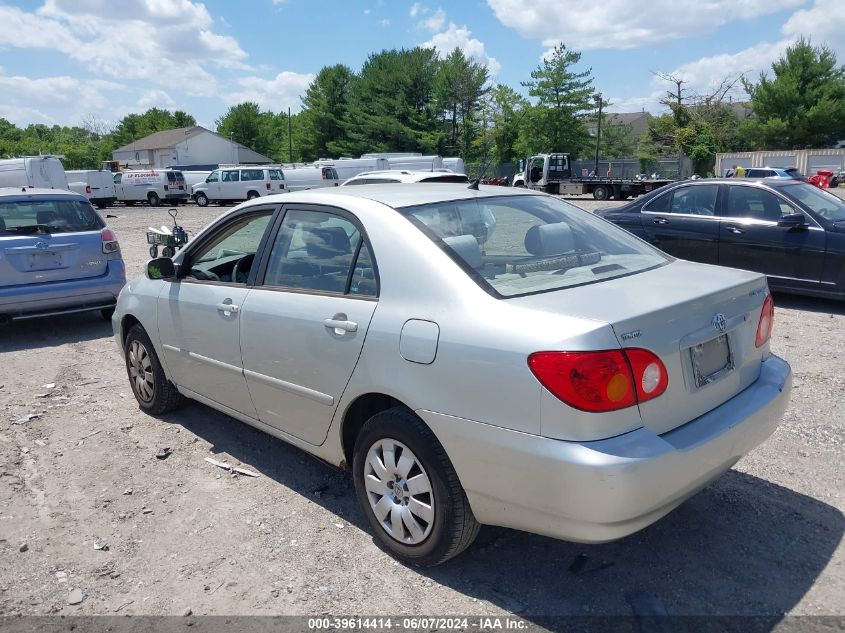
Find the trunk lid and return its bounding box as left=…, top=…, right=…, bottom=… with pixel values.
left=511, top=259, right=770, bottom=436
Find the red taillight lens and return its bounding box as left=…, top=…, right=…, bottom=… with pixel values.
left=528, top=348, right=668, bottom=412
left=101, top=228, right=119, bottom=254
left=266, top=183, right=271, bottom=190
left=755, top=294, right=774, bottom=347
left=85, top=184, right=92, bottom=194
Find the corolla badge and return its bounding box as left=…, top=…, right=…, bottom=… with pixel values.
left=712, top=313, right=727, bottom=333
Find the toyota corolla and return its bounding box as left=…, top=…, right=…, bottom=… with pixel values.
left=113, top=185, right=791, bottom=565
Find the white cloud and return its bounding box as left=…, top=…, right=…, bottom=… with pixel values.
left=781, top=0, right=845, bottom=58
left=423, top=23, right=502, bottom=75
left=364, top=8, right=371, bottom=14
left=0, top=1, right=249, bottom=97
left=379, top=18, right=391, bottom=27
left=487, top=0, right=807, bottom=50
left=137, top=90, right=178, bottom=110
left=0, top=73, right=131, bottom=126
left=410, top=2, right=427, bottom=17
left=419, top=8, right=446, bottom=31
left=223, top=72, right=316, bottom=112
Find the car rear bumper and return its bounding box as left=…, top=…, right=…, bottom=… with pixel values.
left=0, top=259, right=126, bottom=321
left=420, top=354, right=791, bottom=543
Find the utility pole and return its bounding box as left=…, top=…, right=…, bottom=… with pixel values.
left=288, top=107, right=293, bottom=163
left=593, top=93, right=603, bottom=177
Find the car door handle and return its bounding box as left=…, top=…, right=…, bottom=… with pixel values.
left=217, top=302, right=240, bottom=314
left=652, top=217, right=669, bottom=225
left=724, top=225, right=745, bottom=235
left=324, top=316, right=358, bottom=333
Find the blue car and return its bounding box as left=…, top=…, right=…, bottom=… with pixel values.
left=0, top=188, right=126, bottom=323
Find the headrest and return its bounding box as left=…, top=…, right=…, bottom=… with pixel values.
left=305, top=225, right=352, bottom=259
left=444, top=234, right=482, bottom=269
left=524, top=222, right=574, bottom=256
left=36, top=210, right=57, bottom=225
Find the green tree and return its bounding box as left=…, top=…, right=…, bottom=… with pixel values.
left=741, top=38, right=845, bottom=149
left=344, top=47, right=441, bottom=156
left=484, top=85, right=528, bottom=164
left=299, top=64, right=355, bottom=160
left=111, top=108, right=196, bottom=148
left=433, top=48, right=489, bottom=159
left=520, top=42, right=595, bottom=155
left=215, top=102, right=267, bottom=155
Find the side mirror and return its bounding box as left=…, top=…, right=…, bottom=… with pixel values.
left=778, top=213, right=806, bottom=228
left=146, top=257, right=176, bottom=280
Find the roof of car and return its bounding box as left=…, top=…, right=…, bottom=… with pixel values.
left=253, top=183, right=540, bottom=209
left=0, top=187, right=88, bottom=200
left=342, top=170, right=469, bottom=185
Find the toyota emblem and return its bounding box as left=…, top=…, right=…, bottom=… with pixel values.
left=712, top=313, right=727, bottom=333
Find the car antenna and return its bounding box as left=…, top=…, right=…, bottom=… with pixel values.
left=468, top=150, right=495, bottom=191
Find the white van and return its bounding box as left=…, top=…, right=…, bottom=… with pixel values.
left=66, top=169, right=117, bottom=208
left=191, top=166, right=286, bottom=206
left=176, top=170, right=212, bottom=192
left=314, top=157, right=389, bottom=181
left=386, top=155, right=444, bottom=171
left=113, top=170, right=189, bottom=206
left=442, top=157, right=465, bottom=174
left=0, top=156, right=68, bottom=190
left=282, top=164, right=339, bottom=191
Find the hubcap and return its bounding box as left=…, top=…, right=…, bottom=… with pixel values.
left=127, top=339, right=155, bottom=403
left=364, top=438, right=434, bottom=545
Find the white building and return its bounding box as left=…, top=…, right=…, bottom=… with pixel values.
left=112, top=126, right=273, bottom=169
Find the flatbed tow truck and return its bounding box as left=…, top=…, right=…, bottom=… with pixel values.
left=512, top=153, right=673, bottom=200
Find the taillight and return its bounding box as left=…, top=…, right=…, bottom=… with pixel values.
left=755, top=294, right=774, bottom=347
left=266, top=183, right=271, bottom=190
left=101, top=228, right=119, bottom=254
left=85, top=184, right=92, bottom=194
left=528, top=348, right=668, bottom=412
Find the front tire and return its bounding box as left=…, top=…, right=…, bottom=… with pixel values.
left=148, top=192, right=161, bottom=207
left=195, top=192, right=209, bottom=207
left=124, top=324, right=183, bottom=415
left=353, top=407, right=479, bottom=566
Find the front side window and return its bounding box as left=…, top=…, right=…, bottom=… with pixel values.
left=113, top=173, right=122, bottom=184
left=780, top=183, right=845, bottom=222
left=187, top=212, right=273, bottom=283
left=0, top=199, right=104, bottom=234
left=724, top=186, right=793, bottom=221
left=262, top=209, right=376, bottom=296
left=206, top=170, right=219, bottom=183
left=399, top=195, right=668, bottom=298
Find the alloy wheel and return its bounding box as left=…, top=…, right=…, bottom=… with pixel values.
left=128, top=339, right=155, bottom=403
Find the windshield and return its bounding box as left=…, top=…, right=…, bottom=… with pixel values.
left=398, top=195, right=669, bottom=298
left=780, top=183, right=845, bottom=222
left=0, top=199, right=104, bottom=234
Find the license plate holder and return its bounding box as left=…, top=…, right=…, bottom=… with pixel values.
left=690, top=334, right=734, bottom=388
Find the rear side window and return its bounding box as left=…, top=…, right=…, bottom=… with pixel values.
left=241, top=169, right=264, bottom=181
left=644, top=184, right=718, bottom=215
left=270, top=169, right=284, bottom=181
left=0, top=199, right=104, bottom=234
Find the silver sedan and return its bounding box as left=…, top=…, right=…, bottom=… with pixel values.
left=113, top=184, right=792, bottom=565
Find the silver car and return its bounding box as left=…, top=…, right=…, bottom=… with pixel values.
left=113, top=185, right=791, bottom=565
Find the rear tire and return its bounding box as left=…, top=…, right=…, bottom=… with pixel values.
left=148, top=192, right=161, bottom=207
left=124, top=324, right=183, bottom=415
left=247, top=191, right=260, bottom=200
left=352, top=407, right=480, bottom=566
left=593, top=185, right=610, bottom=200
left=195, top=192, right=209, bottom=207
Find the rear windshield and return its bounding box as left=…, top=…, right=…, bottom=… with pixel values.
left=166, top=171, right=185, bottom=183
left=0, top=199, right=104, bottom=234
left=780, top=183, right=845, bottom=222
left=784, top=168, right=804, bottom=178
left=398, top=195, right=669, bottom=298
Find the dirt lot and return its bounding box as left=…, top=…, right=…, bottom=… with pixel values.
left=0, top=193, right=843, bottom=623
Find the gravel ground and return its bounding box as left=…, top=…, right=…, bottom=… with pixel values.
left=0, top=191, right=843, bottom=623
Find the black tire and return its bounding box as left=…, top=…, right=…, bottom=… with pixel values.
left=247, top=191, right=260, bottom=200
left=352, top=407, right=480, bottom=566
left=161, top=246, right=175, bottom=258
left=101, top=307, right=114, bottom=321
left=148, top=192, right=161, bottom=207
left=195, top=192, right=209, bottom=207
left=593, top=184, right=610, bottom=200
left=830, top=177, right=839, bottom=189
left=124, top=324, right=182, bottom=415
left=149, top=246, right=158, bottom=258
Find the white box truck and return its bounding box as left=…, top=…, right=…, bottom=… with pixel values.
left=0, top=156, right=68, bottom=190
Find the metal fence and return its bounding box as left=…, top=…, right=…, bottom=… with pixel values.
left=467, top=158, right=691, bottom=182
